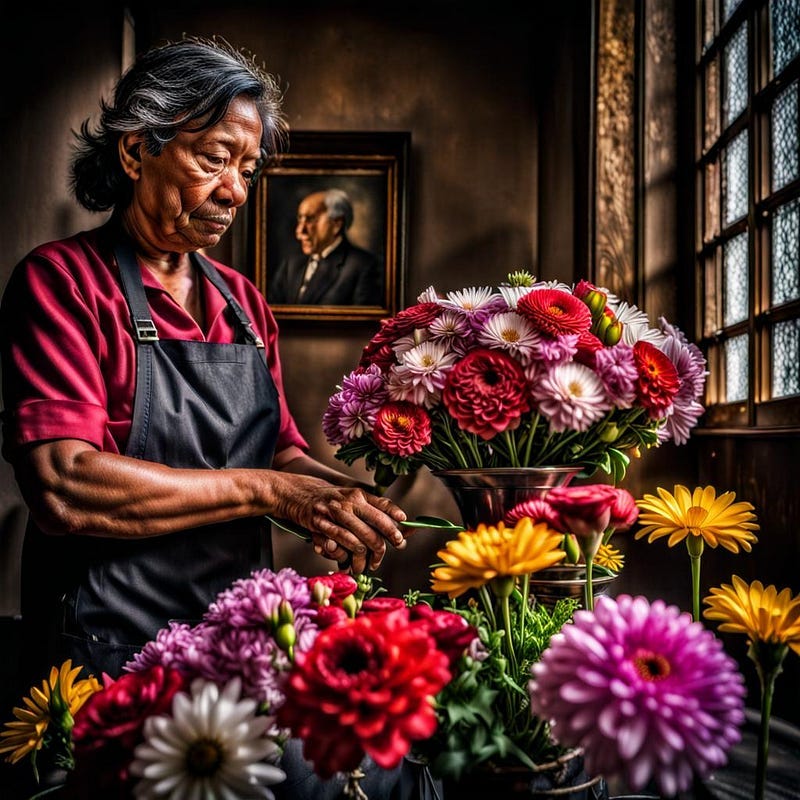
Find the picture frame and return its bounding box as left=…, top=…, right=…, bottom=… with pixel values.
left=250, top=131, right=410, bottom=322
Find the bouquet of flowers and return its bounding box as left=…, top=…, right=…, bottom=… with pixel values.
left=323, top=272, right=707, bottom=486
left=0, top=569, right=475, bottom=800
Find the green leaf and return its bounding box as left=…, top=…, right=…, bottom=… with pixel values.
left=400, top=516, right=464, bottom=531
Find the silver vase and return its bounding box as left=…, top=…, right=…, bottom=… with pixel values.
left=432, top=466, right=581, bottom=528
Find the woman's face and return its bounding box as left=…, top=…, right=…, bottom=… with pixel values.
left=126, top=95, right=263, bottom=254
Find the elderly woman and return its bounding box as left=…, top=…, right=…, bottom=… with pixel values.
left=0, top=37, right=407, bottom=686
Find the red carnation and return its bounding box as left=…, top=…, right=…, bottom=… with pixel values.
left=359, top=302, right=442, bottom=368
left=442, top=348, right=530, bottom=440
left=308, top=573, right=359, bottom=604
left=633, top=340, right=680, bottom=417
left=546, top=484, right=619, bottom=538
left=69, top=666, right=185, bottom=790
left=574, top=330, right=604, bottom=367
left=408, top=604, right=478, bottom=670
left=372, top=401, right=432, bottom=456
left=361, top=596, right=408, bottom=614
left=517, top=288, right=592, bottom=337
left=608, top=487, right=639, bottom=531
left=276, top=609, right=451, bottom=778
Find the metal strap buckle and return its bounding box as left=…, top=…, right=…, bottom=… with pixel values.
left=134, top=319, right=159, bottom=342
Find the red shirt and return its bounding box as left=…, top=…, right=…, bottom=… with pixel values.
left=0, top=224, right=308, bottom=461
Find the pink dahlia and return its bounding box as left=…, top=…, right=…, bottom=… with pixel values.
left=529, top=595, right=745, bottom=797
left=517, top=288, right=592, bottom=337
left=372, top=401, right=432, bottom=456
left=276, top=608, right=451, bottom=778
left=442, top=348, right=530, bottom=440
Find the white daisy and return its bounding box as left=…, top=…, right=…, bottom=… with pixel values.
left=437, top=285, right=496, bottom=312
left=130, top=677, right=285, bottom=800
left=496, top=285, right=529, bottom=308
left=608, top=300, right=666, bottom=346
left=416, top=285, right=440, bottom=303
left=477, top=311, right=539, bottom=361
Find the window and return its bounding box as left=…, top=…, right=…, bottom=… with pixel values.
left=696, top=0, right=800, bottom=428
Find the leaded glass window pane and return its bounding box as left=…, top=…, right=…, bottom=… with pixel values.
left=724, top=130, right=749, bottom=225
left=724, top=0, right=744, bottom=23
left=772, top=318, right=800, bottom=397
left=724, top=233, right=749, bottom=324
left=725, top=335, right=749, bottom=402
left=772, top=81, right=799, bottom=191
left=772, top=0, right=800, bottom=77
left=772, top=198, right=800, bottom=305
left=724, top=24, right=748, bottom=126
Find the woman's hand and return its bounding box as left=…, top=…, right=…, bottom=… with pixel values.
left=269, top=473, right=407, bottom=574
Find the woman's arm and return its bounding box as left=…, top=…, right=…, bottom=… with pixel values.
left=14, top=439, right=407, bottom=574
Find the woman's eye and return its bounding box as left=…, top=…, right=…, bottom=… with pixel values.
left=203, top=155, right=226, bottom=171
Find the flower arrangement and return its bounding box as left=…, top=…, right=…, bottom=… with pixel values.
left=323, top=272, right=707, bottom=487
left=2, top=483, right=799, bottom=800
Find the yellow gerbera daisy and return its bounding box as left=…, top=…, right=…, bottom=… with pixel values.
left=0, top=660, right=101, bottom=765
left=704, top=576, right=800, bottom=656
left=594, top=543, right=624, bottom=572
left=634, top=484, right=759, bottom=553
left=430, top=517, right=565, bottom=599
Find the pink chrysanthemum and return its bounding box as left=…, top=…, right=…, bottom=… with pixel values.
left=531, top=332, right=579, bottom=364
left=204, top=567, right=316, bottom=629
left=387, top=340, right=458, bottom=407
left=372, top=401, right=432, bottom=456
left=531, top=362, right=610, bottom=432
left=503, top=498, right=562, bottom=529
left=517, top=288, right=592, bottom=337
left=124, top=622, right=212, bottom=675
left=529, top=595, right=746, bottom=797
left=594, top=343, right=638, bottom=408
left=442, top=348, right=531, bottom=440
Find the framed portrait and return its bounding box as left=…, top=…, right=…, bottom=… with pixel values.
left=250, top=131, right=410, bottom=322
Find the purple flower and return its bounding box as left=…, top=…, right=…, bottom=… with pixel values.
left=656, top=318, right=708, bottom=444
left=594, top=343, right=638, bottom=408
left=124, top=621, right=212, bottom=675
left=529, top=595, right=745, bottom=797
left=322, top=391, right=350, bottom=444
left=204, top=567, right=316, bottom=628
left=532, top=332, right=579, bottom=364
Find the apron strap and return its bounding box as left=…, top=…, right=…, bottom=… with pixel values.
left=114, top=239, right=159, bottom=343
left=192, top=253, right=265, bottom=349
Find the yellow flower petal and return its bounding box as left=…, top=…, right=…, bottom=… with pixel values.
left=431, top=517, right=565, bottom=598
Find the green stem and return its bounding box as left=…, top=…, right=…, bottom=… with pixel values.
left=755, top=669, right=776, bottom=800
left=501, top=593, right=517, bottom=675
left=478, top=584, right=497, bottom=630
left=584, top=558, right=594, bottom=611
left=690, top=553, right=702, bottom=623
left=520, top=574, right=530, bottom=645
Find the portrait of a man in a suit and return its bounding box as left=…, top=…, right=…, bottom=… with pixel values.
left=268, top=188, right=384, bottom=306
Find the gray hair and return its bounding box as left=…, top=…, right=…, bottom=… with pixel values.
left=70, top=36, right=288, bottom=211
left=322, top=188, right=354, bottom=231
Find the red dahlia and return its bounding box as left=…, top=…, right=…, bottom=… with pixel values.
left=442, top=348, right=530, bottom=440
left=372, top=401, right=432, bottom=456
left=517, top=288, right=592, bottom=337
left=276, top=609, right=451, bottom=778
left=359, top=302, right=442, bottom=368
left=633, top=340, right=680, bottom=417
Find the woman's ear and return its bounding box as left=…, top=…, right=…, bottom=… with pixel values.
left=118, top=134, right=143, bottom=179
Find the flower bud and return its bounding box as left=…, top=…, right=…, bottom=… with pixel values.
left=602, top=318, right=624, bottom=346
left=275, top=622, right=297, bottom=656
left=342, top=594, right=359, bottom=618
left=278, top=599, right=295, bottom=626
left=562, top=533, right=581, bottom=564
left=598, top=422, right=621, bottom=443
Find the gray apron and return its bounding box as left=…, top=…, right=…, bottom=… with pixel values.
left=20, top=236, right=279, bottom=679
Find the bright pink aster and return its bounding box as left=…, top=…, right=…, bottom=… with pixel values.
left=372, top=401, right=432, bottom=456
left=517, top=288, right=592, bottom=337
left=276, top=608, right=451, bottom=779
left=442, top=348, right=531, bottom=440
left=359, top=302, right=442, bottom=368
left=632, top=341, right=681, bottom=419
left=529, top=595, right=746, bottom=797
left=504, top=498, right=563, bottom=530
